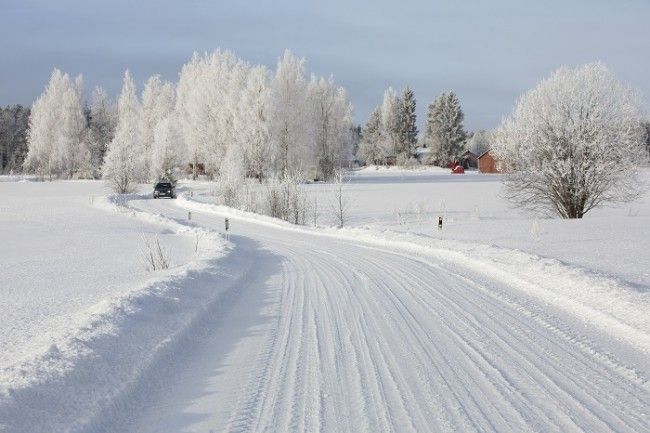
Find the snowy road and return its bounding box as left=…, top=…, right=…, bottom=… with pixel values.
left=109, top=195, right=648, bottom=433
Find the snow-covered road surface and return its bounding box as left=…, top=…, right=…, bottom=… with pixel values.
left=106, top=195, right=648, bottom=433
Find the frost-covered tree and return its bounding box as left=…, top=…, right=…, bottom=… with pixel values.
left=103, top=70, right=141, bottom=193
left=307, top=75, right=354, bottom=179
left=234, top=65, right=272, bottom=182
left=176, top=53, right=205, bottom=179
left=493, top=62, right=646, bottom=219
left=218, top=141, right=247, bottom=207
left=358, top=107, right=383, bottom=165
left=397, top=87, right=418, bottom=157
left=140, top=75, right=175, bottom=180
left=59, top=75, right=90, bottom=178
left=87, top=87, right=116, bottom=176
left=151, top=115, right=185, bottom=182
left=380, top=87, right=401, bottom=159
left=176, top=50, right=249, bottom=178
left=269, top=50, right=309, bottom=175
left=643, top=120, right=650, bottom=162
left=0, top=105, right=30, bottom=173
left=424, top=91, right=466, bottom=166
left=24, top=69, right=88, bottom=179
left=466, top=129, right=491, bottom=155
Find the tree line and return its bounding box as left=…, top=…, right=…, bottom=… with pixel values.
left=357, top=86, right=493, bottom=167
left=19, top=49, right=355, bottom=190
left=0, top=105, right=30, bottom=173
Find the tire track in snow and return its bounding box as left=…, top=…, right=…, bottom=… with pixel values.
left=121, top=197, right=649, bottom=433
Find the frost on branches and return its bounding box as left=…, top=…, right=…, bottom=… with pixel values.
left=494, top=62, right=646, bottom=219
left=25, top=49, right=355, bottom=192
left=23, top=69, right=88, bottom=180
left=307, top=75, right=354, bottom=180
left=102, top=71, right=141, bottom=194
left=424, top=91, right=466, bottom=167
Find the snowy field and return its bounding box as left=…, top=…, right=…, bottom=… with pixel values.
left=322, top=166, right=650, bottom=288
left=1, top=171, right=648, bottom=432
left=0, top=180, right=228, bottom=431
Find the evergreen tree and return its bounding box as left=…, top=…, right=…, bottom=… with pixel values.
left=87, top=87, right=116, bottom=177
left=424, top=91, right=466, bottom=166
left=398, top=87, right=418, bottom=157
left=358, top=106, right=383, bottom=165
left=0, top=105, right=30, bottom=173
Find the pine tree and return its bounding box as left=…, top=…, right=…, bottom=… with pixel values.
left=358, top=106, right=383, bottom=165
left=102, top=70, right=141, bottom=193
left=87, top=87, right=116, bottom=176
left=398, top=87, right=418, bottom=157
left=424, top=91, right=466, bottom=166
left=0, top=105, right=30, bottom=173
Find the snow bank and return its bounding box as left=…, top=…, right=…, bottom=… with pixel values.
left=177, top=194, right=650, bottom=355
left=0, top=192, right=230, bottom=433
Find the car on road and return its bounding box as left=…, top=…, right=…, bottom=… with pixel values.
left=153, top=182, right=176, bottom=199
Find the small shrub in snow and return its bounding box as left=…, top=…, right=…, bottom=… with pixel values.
left=330, top=169, right=350, bottom=228
left=140, top=235, right=171, bottom=271
left=263, top=173, right=308, bottom=224
left=396, top=153, right=419, bottom=169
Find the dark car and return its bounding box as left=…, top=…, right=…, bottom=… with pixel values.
left=153, top=182, right=176, bottom=199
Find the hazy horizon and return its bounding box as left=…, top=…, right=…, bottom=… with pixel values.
left=2, top=0, right=649, bottom=131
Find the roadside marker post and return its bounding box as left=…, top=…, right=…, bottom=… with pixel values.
left=438, top=216, right=443, bottom=230
left=188, top=211, right=192, bottom=220
left=225, top=217, right=230, bottom=240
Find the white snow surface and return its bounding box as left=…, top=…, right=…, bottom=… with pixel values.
left=0, top=181, right=227, bottom=432
left=1, top=172, right=649, bottom=432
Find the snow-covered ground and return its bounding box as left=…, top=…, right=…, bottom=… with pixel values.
left=0, top=180, right=228, bottom=431
left=323, top=167, right=650, bottom=288
left=1, top=171, right=648, bottom=432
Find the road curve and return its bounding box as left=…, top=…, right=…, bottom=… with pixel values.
left=113, top=195, right=648, bottom=433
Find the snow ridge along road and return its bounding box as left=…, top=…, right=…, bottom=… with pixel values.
left=105, top=193, right=649, bottom=433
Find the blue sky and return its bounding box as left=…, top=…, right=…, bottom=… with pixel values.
left=2, top=0, right=649, bottom=130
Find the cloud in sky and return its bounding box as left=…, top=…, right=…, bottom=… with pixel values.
left=2, top=0, right=649, bottom=130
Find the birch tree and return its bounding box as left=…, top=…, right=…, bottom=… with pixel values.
left=269, top=50, right=309, bottom=175
left=307, top=75, right=354, bottom=179
left=234, top=65, right=272, bottom=182
left=150, top=115, right=185, bottom=182
left=493, top=62, right=645, bottom=218
left=24, top=69, right=87, bottom=179
left=140, top=75, right=175, bottom=180
left=102, top=70, right=141, bottom=193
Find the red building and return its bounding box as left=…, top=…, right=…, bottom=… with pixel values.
left=478, top=151, right=503, bottom=173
